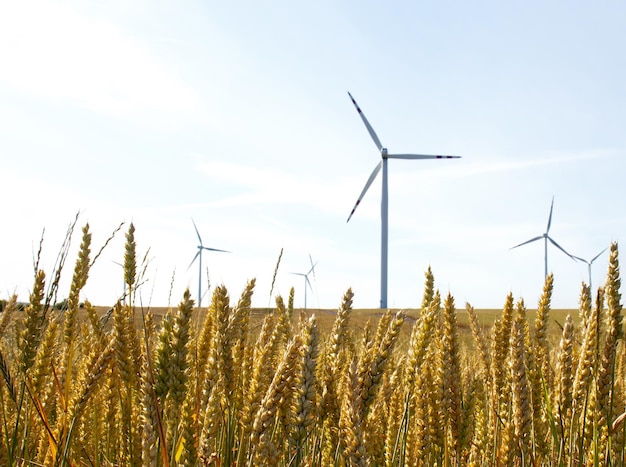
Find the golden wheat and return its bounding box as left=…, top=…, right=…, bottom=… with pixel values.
left=1, top=222, right=625, bottom=466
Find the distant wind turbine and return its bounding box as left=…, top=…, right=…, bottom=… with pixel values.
left=290, top=254, right=317, bottom=310
left=510, top=197, right=575, bottom=278
left=345, top=91, right=460, bottom=309
left=572, top=247, right=608, bottom=292
left=188, top=219, right=229, bottom=310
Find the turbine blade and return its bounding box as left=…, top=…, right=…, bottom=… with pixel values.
left=571, top=255, right=588, bottom=264
left=305, top=276, right=312, bottom=290
left=347, top=92, right=383, bottom=151
left=187, top=250, right=201, bottom=271
left=307, top=253, right=318, bottom=276
left=548, top=237, right=575, bottom=260
left=201, top=246, right=230, bottom=253
left=591, top=247, right=609, bottom=264
left=387, top=154, right=461, bottom=160
left=347, top=161, right=382, bottom=222
left=546, top=196, right=554, bottom=233
left=510, top=236, right=543, bottom=249
left=192, top=218, right=203, bottom=246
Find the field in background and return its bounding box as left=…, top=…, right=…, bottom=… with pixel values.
left=103, top=305, right=579, bottom=348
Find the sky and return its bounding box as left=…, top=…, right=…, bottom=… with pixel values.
left=1, top=0, right=625, bottom=311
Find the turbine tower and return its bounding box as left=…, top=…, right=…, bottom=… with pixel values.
left=510, top=197, right=575, bottom=278
left=346, top=92, right=460, bottom=308
left=572, top=247, right=608, bottom=293
left=188, top=219, right=229, bottom=310
left=290, top=254, right=317, bottom=310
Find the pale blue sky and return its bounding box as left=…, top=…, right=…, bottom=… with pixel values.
left=1, top=0, right=625, bottom=310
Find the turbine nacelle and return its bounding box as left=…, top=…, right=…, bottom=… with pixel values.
left=381, top=148, right=388, bottom=158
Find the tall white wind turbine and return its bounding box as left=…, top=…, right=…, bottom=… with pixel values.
left=345, top=92, right=460, bottom=308
left=510, top=197, right=575, bottom=278
left=290, top=254, right=317, bottom=310
left=188, top=219, right=229, bottom=310
left=572, top=247, right=608, bottom=293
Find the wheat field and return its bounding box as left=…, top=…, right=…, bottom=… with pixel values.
left=0, top=221, right=623, bottom=466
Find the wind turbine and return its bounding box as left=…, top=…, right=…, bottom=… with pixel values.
left=510, top=197, right=576, bottom=278
left=345, top=92, right=460, bottom=309
left=290, top=254, right=317, bottom=310
left=188, top=219, right=229, bottom=310
left=572, top=247, right=608, bottom=292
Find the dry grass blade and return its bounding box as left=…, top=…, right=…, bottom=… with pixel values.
left=0, top=350, right=16, bottom=403
left=90, top=221, right=125, bottom=267
left=43, top=211, right=80, bottom=313
left=268, top=247, right=283, bottom=304
left=611, top=411, right=626, bottom=434
left=24, top=376, right=58, bottom=459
